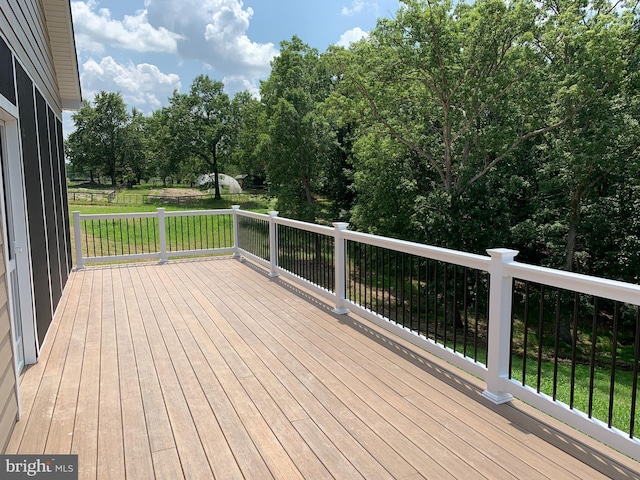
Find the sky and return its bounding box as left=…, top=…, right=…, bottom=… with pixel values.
left=65, top=0, right=401, bottom=131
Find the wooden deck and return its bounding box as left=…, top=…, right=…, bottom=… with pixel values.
left=6, top=257, right=640, bottom=479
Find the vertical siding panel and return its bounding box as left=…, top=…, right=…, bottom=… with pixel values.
left=1, top=0, right=61, bottom=112
left=49, top=109, right=67, bottom=288
left=56, top=118, right=72, bottom=275
left=0, top=36, right=16, bottom=105
left=16, top=64, right=52, bottom=346
left=47, top=107, right=64, bottom=301
left=36, top=91, right=60, bottom=313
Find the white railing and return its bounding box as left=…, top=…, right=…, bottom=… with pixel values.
left=73, top=207, right=640, bottom=460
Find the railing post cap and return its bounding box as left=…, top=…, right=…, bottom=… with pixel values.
left=232, top=205, right=241, bottom=210
left=269, top=211, right=279, bottom=217
left=157, top=207, right=165, bottom=212
left=333, top=222, right=349, bottom=230
left=486, top=248, right=519, bottom=261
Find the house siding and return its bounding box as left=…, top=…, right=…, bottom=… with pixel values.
left=0, top=0, right=77, bottom=452
left=0, top=0, right=62, bottom=113
left=0, top=223, right=17, bottom=453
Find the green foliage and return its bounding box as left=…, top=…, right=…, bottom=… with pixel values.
left=66, top=92, right=130, bottom=186
left=66, top=0, right=640, bottom=283
left=259, top=36, right=333, bottom=221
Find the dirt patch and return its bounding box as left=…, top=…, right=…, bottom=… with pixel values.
left=152, top=188, right=204, bottom=197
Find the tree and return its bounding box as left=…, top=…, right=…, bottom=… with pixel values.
left=122, top=108, right=150, bottom=184
left=229, top=90, right=266, bottom=185
left=260, top=36, right=332, bottom=221
left=65, top=92, right=130, bottom=186
left=346, top=0, right=550, bottom=198
left=182, top=75, right=233, bottom=199
left=149, top=101, right=193, bottom=184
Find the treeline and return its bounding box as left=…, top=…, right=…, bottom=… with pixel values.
left=66, top=0, right=640, bottom=282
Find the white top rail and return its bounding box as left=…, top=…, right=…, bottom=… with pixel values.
left=343, top=230, right=491, bottom=271
left=165, top=209, right=233, bottom=217
left=74, top=212, right=158, bottom=220
left=236, top=210, right=270, bottom=221
left=507, top=262, right=640, bottom=306
left=274, top=216, right=335, bottom=236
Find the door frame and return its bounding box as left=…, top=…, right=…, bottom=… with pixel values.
left=0, top=108, right=38, bottom=370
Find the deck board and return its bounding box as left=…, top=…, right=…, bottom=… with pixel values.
left=7, top=257, right=640, bottom=479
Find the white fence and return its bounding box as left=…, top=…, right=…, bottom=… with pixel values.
left=73, top=207, right=640, bottom=460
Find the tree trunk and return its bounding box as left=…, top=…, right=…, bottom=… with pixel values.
left=564, top=194, right=581, bottom=272
left=560, top=195, right=581, bottom=345
left=212, top=148, right=221, bottom=200
left=110, top=161, right=117, bottom=186
left=303, top=177, right=313, bottom=204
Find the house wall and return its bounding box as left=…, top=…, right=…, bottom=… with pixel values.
left=0, top=0, right=75, bottom=451
left=0, top=222, right=17, bottom=453
left=0, top=0, right=63, bottom=113
left=0, top=8, right=72, bottom=347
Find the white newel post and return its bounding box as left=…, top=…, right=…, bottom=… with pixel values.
left=333, top=222, right=350, bottom=314
left=73, top=211, right=84, bottom=269
left=232, top=205, right=241, bottom=258
left=157, top=208, right=168, bottom=263
left=483, top=248, right=519, bottom=404
left=268, top=211, right=279, bottom=277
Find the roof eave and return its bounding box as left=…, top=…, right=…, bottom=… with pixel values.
left=43, top=0, right=82, bottom=111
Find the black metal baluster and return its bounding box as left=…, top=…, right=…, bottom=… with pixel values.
left=554, top=290, right=564, bottom=400
left=381, top=247, right=386, bottom=318
left=105, top=220, right=111, bottom=257
left=510, top=281, right=516, bottom=379
left=87, top=220, right=93, bottom=257
left=443, top=264, right=448, bottom=346
left=463, top=268, right=468, bottom=357
left=485, top=276, right=491, bottom=366
left=358, top=243, right=363, bottom=308
left=180, top=216, right=185, bottom=251
left=630, top=306, right=640, bottom=438
left=120, top=219, right=127, bottom=255
left=433, top=261, right=439, bottom=344
left=394, top=251, right=399, bottom=323
left=417, top=258, right=422, bottom=335
left=409, top=255, right=414, bottom=331
left=608, top=302, right=620, bottom=428
left=537, top=285, right=545, bottom=393
left=570, top=292, right=579, bottom=409
left=425, top=258, right=430, bottom=339
left=215, top=215, right=220, bottom=248
left=453, top=266, right=458, bottom=353
left=402, top=253, right=407, bottom=327
left=474, top=270, right=479, bottom=361
left=132, top=218, right=137, bottom=254
left=522, top=281, right=530, bottom=386
left=588, top=297, right=599, bottom=418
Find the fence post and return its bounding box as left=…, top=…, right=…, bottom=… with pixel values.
left=232, top=205, right=241, bottom=258
left=73, top=211, right=84, bottom=269
left=158, top=208, right=168, bottom=263
left=268, top=211, right=279, bottom=277
left=333, top=222, right=350, bottom=314
left=483, top=248, right=519, bottom=404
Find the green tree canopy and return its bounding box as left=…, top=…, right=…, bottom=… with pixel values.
left=66, top=91, right=130, bottom=186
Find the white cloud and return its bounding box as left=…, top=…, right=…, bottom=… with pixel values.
left=145, top=0, right=278, bottom=78
left=341, top=0, right=368, bottom=16
left=337, top=27, right=369, bottom=47
left=222, top=75, right=260, bottom=98
left=72, top=1, right=181, bottom=54
left=80, top=57, right=181, bottom=113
